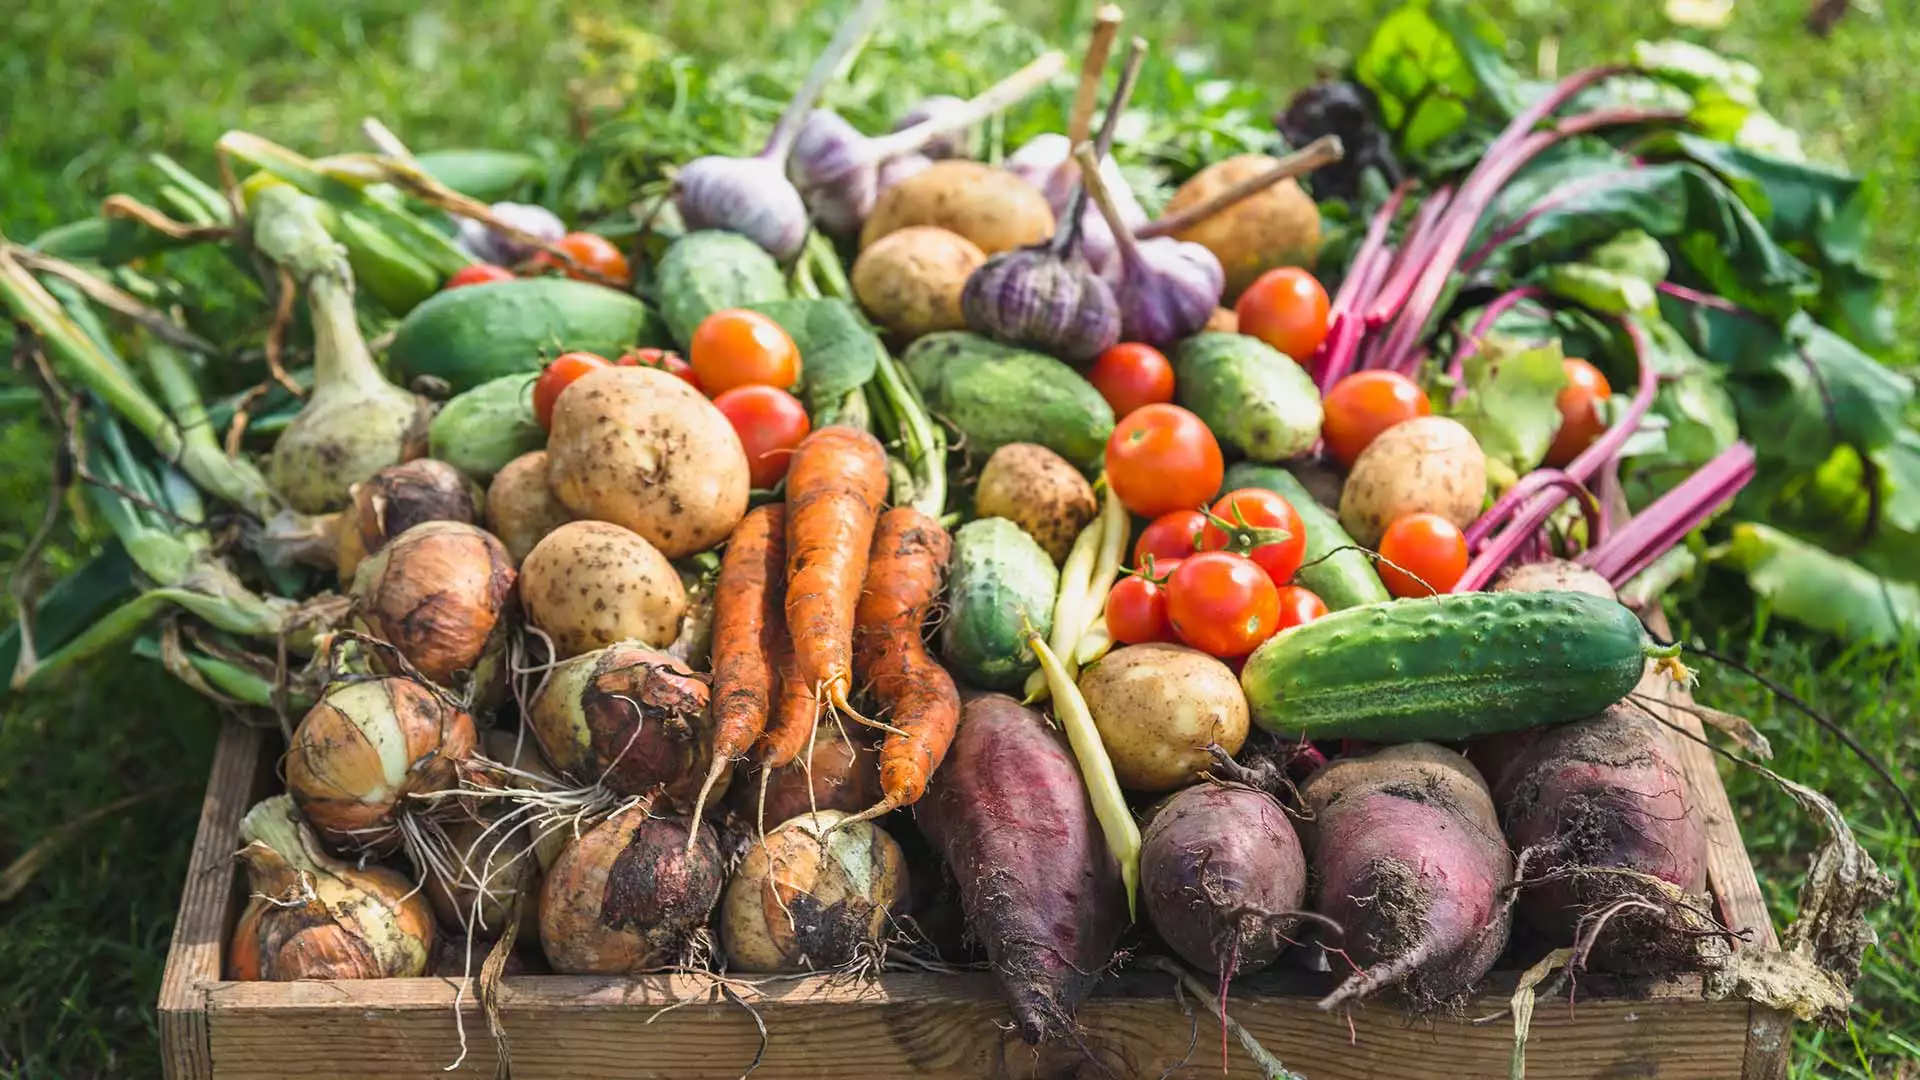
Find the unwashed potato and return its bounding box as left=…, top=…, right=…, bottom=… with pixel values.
left=1166, top=154, right=1323, bottom=300
left=852, top=226, right=985, bottom=341
left=1339, top=416, right=1487, bottom=548
left=486, top=450, right=572, bottom=564
left=860, top=161, right=1054, bottom=255
left=1204, top=306, right=1239, bottom=333
left=1077, top=643, right=1248, bottom=792
left=519, top=520, right=687, bottom=658
left=973, top=443, right=1097, bottom=564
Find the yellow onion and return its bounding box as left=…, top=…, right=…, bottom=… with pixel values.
left=228, top=795, right=436, bottom=980
left=527, top=642, right=722, bottom=805
left=539, top=802, right=725, bottom=974
left=350, top=520, right=516, bottom=686
left=424, top=814, right=540, bottom=940
left=334, top=459, right=482, bottom=583
left=284, top=674, right=478, bottom=854
left=721, top=809, right=909, bottom=972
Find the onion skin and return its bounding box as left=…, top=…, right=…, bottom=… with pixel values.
left=732, top=725, right=881, bottom=831
left=335, top=459, right=482, bottom=583
left=722, top=809, right=908, bottom=972
left=424, top=814, right=540, bottom=940
left=539, top=804, right=724, bottom=974
left=527, top=643, right=722, bottom=804
left=350, top=520, right=517, bottom=686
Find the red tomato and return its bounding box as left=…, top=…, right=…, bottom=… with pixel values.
left=1105, top=574, right=1175, bottom=645
left=1234, top=267, right=1331, bottom=361
left=1322, top=371, right=1432, bottom=467
left=1376, top=512, right=1470, bottom=597
left=689, top=310, right=802, bottom=397
left=532, top=351, right=611, bottom=429
left=1199, top=488, right=1309, bottom=587
left=444, top=264, right=514, bottom=290
left=1165, top=551, right=1280, bottom=658
left=534, top=232, right=632, bottom=287
left=1087, top=343, right=1175, bottom=419
left=1105, top=404, right=1224, bottom=518
left=714, top=385, right=812, bottom=489
left=1273, top=585, right=1329, bottom=630
left=1133, top=510, right=1206, bottom=568
left=619, top=347, right=702, bottom=392
left=1544, top=358, right=1613, bottom=468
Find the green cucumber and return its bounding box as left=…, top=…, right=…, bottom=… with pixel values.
left=388, top=277, right=665, bottom=392
left=427, top=373, right=544, bottom=481
left=413, top=149, right=543, bottom=201
left=1174, top=332, right=1322, bottom=462
left=656, top=231, right=790, bottom=347
left=941, top=518, right=1059, bottom=690
left=1241, top=591, right=1677, bottom=741
left=901, top=332, right=1113, bottom=471
left=1222, top=462, right=1388, bottom=610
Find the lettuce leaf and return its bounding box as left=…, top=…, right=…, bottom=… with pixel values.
left=1715, top=523, right=1919, bottom=645
left=1448, top=335, right=1569, bottom=476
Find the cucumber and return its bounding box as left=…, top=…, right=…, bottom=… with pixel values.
left=427, top=373, right=544, bottom=481
left=1174, top=333, right=1322, bottom=462
left=1222, top=462, right=1388, bottom=610
left=656, top=231, right=790, bottom=347
left=901, top=332, right=1114, bottom=471
left=388, top=277, right=665, bottom=392
left=941, top=518, right=1059, bottom=690
left=1241, top=591, right=1676, bottom=741
left=413, top=149, right=543, bottom=201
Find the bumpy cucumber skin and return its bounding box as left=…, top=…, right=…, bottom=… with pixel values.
left=1174, top=333, right=1323, bottom=462
left=657, top=231, right=790, bottom=347
left=1222, top=462, right=1389, bottom=611
left=428, top=373, right=544, bottom=481
left=1241, top=591, right=1653, bottom=741
left=940, top=518, right=1059, bottom=690
left=901, top=332, right=1114, bottom=471
left=390, top=277, right=663, bottom=392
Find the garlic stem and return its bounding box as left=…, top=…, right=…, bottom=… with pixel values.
left=1073, top=142, right=1142, bottom=266
left=1054, top=38, right=1147, bottom=257
left=1138, top=134, right=1345, bottom=239
left=865, top=51, right=1067, bottom=162
left=762, top=0, right=887, bottom=164
left=1068, top=6, right=1126, bottom=144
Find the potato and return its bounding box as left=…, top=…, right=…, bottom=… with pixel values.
left=546, top=365, right=748, bottom=558
left=1204, top=306, right=1239, bottom=334
left=1165, top=154, right=1323, bottom=300
left=852, top=226, right=985, bottom=342
left=973, top=443, right=1097, bottom=563
left=1077, top=643, right=1248, bottom=792
left=860, top=161, right=1054, bottom=256
left=1338, top=416, right=1487, bottom=548
left=519, top=520, right=687, bottom=658
left=486, top=450, right=572, bottom=564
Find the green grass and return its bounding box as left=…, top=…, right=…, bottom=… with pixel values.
left=1, top=1, right=1914, bottom=1077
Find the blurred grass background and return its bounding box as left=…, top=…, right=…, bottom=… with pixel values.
left=1, top=0, right=1914, bottom=1076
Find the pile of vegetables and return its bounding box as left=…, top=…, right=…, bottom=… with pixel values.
left=3, top=0, right=1904, bottom=1068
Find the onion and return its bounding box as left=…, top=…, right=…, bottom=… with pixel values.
left=424, top=813, right=540, bottom=940
left=334, top=459, right=482, bottom=583
left=228, top=795, right=436, bottom=980
left=283, top=673, right=478, bottom=855
left=721, top=809, right=909, bottom=972
left=350, top=520, right=516, bottom=687
left=526, top=642, right=722, bottom=805
left=539, top=801, right=725, bottom=974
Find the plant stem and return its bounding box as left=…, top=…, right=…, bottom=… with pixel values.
left=1139, top=135, right=1344, bottom=239
left=866, top=51, right=1067, bottom=162
left=762, top=0, right=887, bottom=164
left=1580, top=442, right=1756, bottom=586
left=1067, top=6, right=1125, bottom=144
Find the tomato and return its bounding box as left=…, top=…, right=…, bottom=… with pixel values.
left=1234, top=267, right=1331, bottom=361
left=619, top=347, right=702, bottom=392
left=1273, top=585, right=1329, bottom=630
left=689, top=309, right=802, bottom=398
left=532, top=232, right=632, bottom=288
left=1086, top=343, right=1175, bottom=419
left=532, top=351, right=611, bottom=429
left=1376, top=512, right=1470, bottom=597
left=1104, top=574, right=1175, bottom=645
left=1105, top=404, right=1224, bottom=518
left=444, top=264, right=514, bottom=290
left=713, top=385, right=811, bottom=489
left=1165, top=551, right=1280, bottom=658
left=1133, top=510, right=1206, bottom=568
left=1544, top=357, right=1613, bottom=468
left=1199, top=488, right=1308, bottom=587
left=1321, top=370, right=1432, bottom=467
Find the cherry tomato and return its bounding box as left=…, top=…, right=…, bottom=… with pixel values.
left=1376, top=512, right=1470, bottom=597
left=1133, top=510, right=1206, bottom=567
left=1235, top=267, right=1330, bottom=361
left=1321, top=370, right=1432, bottom=467
left=1086, top=343, right=1175, bottom=419
left=1273, top=585, right=1329, bottom=630
left=1105, top=404, right=1224, bottom=518
left=619, top=347, right=702, bottom=392
left=532, top=351, right=611, bottom=429
left=1544, top=358, right=1613, bottom=468
left=1105, top=574, right=1175, bottom=645
left=714, top=385, right=812, bottom=489
left=533, top=232, right=632, bottom=288
left=689, top=309, right=802, bottom=398
left=1199, top=488, right=1308, bottom=587
left=444, top=264, right=514, bottom=290
left=1165, top=551, right=1280, bottom=658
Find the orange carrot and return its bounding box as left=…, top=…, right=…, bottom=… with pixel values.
left=841, top=507, right=960, bottom=826
left=782, top=425, right=891, bottom=729
left=686, top=504, right=785, bottom=845
left=755, top=619, right=821, bottom=832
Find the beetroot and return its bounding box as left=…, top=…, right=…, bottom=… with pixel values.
left=1301, top=743, right=1512, bottom=1009
left=1140, top=782, right=1306, bottom=977
left=917, top=693, right=1126, bottom=1044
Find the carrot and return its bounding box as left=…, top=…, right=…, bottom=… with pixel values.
left=782, top=425, right=892, bottom=730
left=754, top=615, right=821, bottom=831
left=686, top=504, right=785, bottom=848
left=840, top=508, right=959, bottom=827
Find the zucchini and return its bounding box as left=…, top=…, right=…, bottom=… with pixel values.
left=1222, top=463, right=1388, bottom=610
left=1241, top=591, right=1678, bottom=741
left=941, top=518, right=1059, bottom=690
left=388, top=277, right=665, bottom=392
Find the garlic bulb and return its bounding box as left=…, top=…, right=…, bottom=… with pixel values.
left=1076, top=145, right=1225, bottom=348
left=892, top=95, right=975, bottom=159
left=959, top=243, right=1120, bottom=364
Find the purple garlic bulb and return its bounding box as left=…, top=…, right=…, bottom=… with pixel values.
left=876, top=153, right=933, bottom=196
left=788, top=109, right=877, bottom=237
left=675, top=155, right=811, bottom=262
left=960, top=244, right=1120, bottom=365
left=455, top=202, right=565, bottom=266
left=892, top=95, right=974, bottom=159
left=1117, top=238, right=1224, bottom=348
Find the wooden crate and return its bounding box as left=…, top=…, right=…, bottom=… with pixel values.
left=160, top=683, right=1792, bottom=1080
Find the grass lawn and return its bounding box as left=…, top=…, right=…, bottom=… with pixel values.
left=1, top=0, right=1913, bottom=1077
